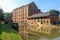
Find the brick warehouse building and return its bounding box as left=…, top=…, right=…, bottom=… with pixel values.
left=12, top=2, right=41, bottom=33
left=12, top=2, right=58, bottom=35
left=12, top=2, right=40, bottom=40
left=12, top=2, right=40, bottom=23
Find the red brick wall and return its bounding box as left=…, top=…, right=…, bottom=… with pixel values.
left=45, top=15, right=58, bottom=23
left=28, top=2, right=39, bottom=16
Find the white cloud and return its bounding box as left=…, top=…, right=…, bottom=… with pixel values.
left=0, top=0, right=14, bottom=12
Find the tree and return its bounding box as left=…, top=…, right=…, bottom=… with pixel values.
left=58, top=14, right=60, bottom=24
left=49, top=10, right=60, bottom=24
left=0, top=8, right=4, bottom=21
left=0, top=24, right=23, bottom=40
left=49, top=10, right=60, bottom=16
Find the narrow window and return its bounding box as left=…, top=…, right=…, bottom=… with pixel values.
left=47, top=20, right=48, bottom=23
left=34, top=20, right=36, bottom=22
left=41, top=28, right=43, bottom=31
left=44, top=20, right=45, bottom=23
left=38, top=29, right=40, bottom=31
left=38, top=20, right=39, bottom=22
left=41, top=20, right=43, bottom=24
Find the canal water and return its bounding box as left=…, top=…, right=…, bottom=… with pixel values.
left=38, top=37, right=47, bottom=40
left=52, top=37, right=60, bottom=40
left=39, top=37, right=60, bottom=40
left=39, top=29, right=60, bottom=40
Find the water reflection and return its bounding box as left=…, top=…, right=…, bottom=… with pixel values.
left=39, top=37, right=60, bottom=40
left=38, top=29, right=60, bottom=40
left=39, top=37, right=47, bottom=40
left=58, top=30, right=60, bottom=32
left=52, top=37, right=60, bottom=40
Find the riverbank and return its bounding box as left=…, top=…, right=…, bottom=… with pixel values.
left=0, top=24, right=23, bottom=40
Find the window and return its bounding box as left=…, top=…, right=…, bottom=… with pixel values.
left=40, top=17, right=43, bottom=19
left=31, top=21, right=33, bottom=24
left=22, top=17, right=24, bottom=19
left=47, top=29, right=49, bottom=32
left=38, top=29, right=40, bottom=31
left=47, top=20, right=48, bottom=23
left=34, top=20, right=36, bottom=22
left=19, top=18, right=20, bottom=20
left=38, top=20, right=39, bottom=22
left=14, top=15, right=16, bottom=17
left=31, top=26, right=34, bottom=28
left=44, top=29, right=46, bottom=32
left=21, top=28, right=24, bottom=31
left=34, top=28, right=36, bottom=30
left=43, top=17, right=45, bottom=18
left=41, top=28, right=43, bottom=31
left=41, top=20, right=43, bottom=24
left=25, top=20, right=27, bottom=22
left=44, top=20, right=45, bottom=23
left=21, top=17, right=24, bottom=19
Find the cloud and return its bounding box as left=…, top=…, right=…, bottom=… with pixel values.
left=0, top=0, right=14, bottom=12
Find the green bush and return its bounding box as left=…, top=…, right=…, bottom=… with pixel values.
left=0, top=24, right=23, bottom=40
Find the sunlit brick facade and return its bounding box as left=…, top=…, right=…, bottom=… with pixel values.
left=12, top=2, right=51, bottom=34
left=12, top=5, right=28, bottom=23
left=12, top=2, right=41, bottom=40
left=27, top=18, right=50, bottom=34
left=12, top=2, right=40, bottom=23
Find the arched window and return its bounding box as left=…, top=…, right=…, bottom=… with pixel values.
left=34, top=20, right=36, bottom=22
left=44, top=20, right=45, bottom=23
left=38, top=20, right=39, bottom=22
left=47, top=20, right=49, bottom=23
left=38, top=29, right=40, bottom=31
left=41, top=20, right=43, bottom=24
left=41, top=28, right=43, bottom=31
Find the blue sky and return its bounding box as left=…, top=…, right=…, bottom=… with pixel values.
left=0, top=0, right=60, bottom=12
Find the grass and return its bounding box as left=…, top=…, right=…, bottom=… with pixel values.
left=0, top=24, right=23, bottom=40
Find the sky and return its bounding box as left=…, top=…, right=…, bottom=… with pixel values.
left=0, top=0, right=60, bottom=12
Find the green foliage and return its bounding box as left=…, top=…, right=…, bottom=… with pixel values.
left=49, top=10, right=60, bottom=16
left=0, top=9, right=4, bottom=21
left=3, top=13, right=8, bottom=19
left=0, top=24, right=23, bottom=40
left=3, top=13, right=12, bottom=20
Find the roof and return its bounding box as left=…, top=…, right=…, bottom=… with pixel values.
left=28, top=12, right=50, bottom=18
left=13, top=5, right=28, bottom=11
left=13, top=2, right=35, bottom=11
